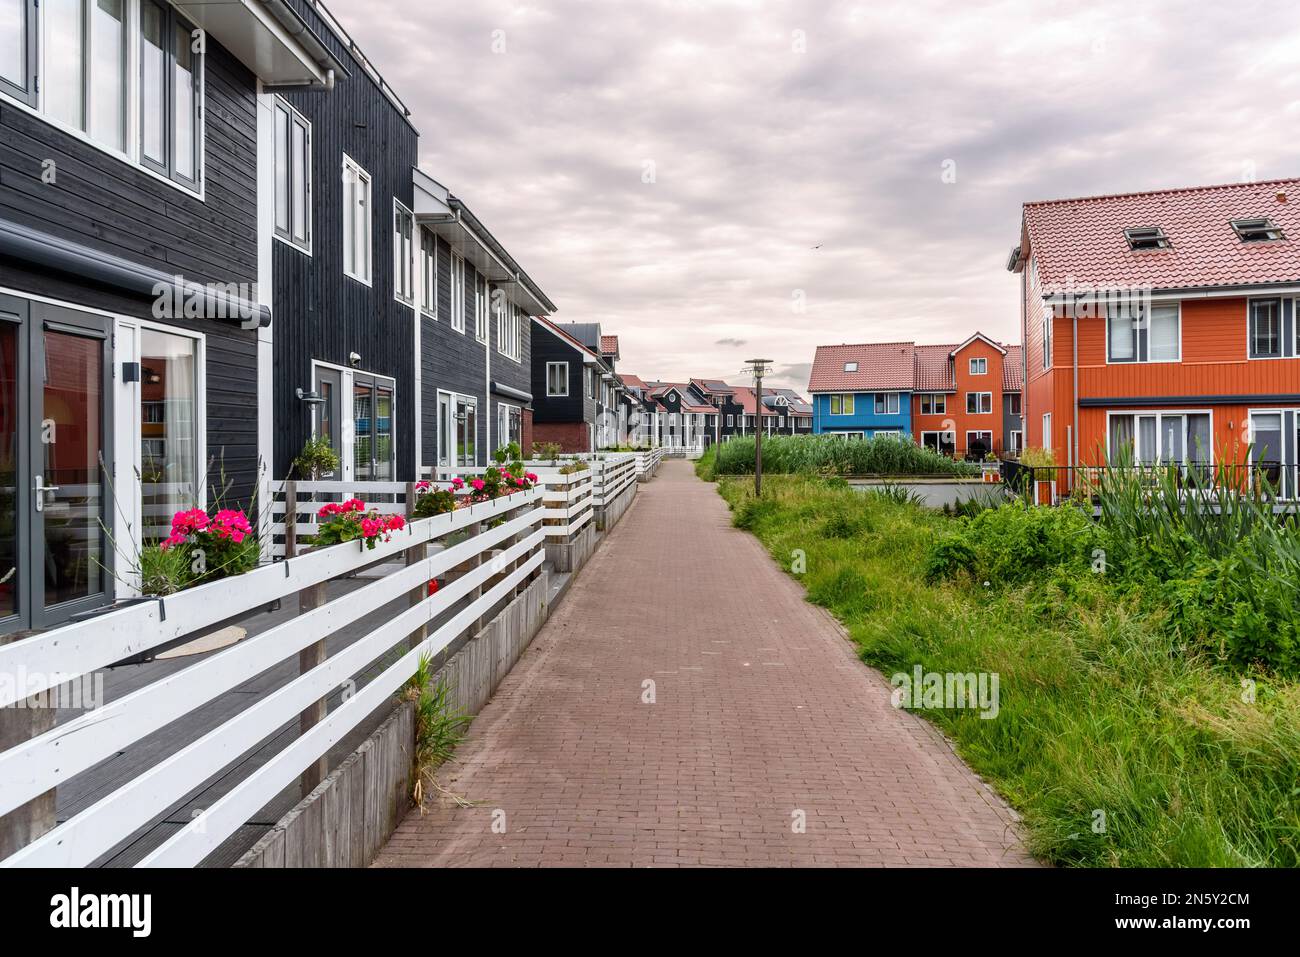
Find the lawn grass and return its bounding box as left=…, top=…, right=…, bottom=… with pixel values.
left=715, top=474, right=1300, bottom=867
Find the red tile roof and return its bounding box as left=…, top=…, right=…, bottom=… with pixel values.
left=600, top=335, right=620, bottom=356
left=1002, top=345, right=1023, bottom=392
left=807, top=342, right=916, bottom=393
left=621, top=372, right=649, bottom=390
left=1021, top=178, right=1300, bottom=291
left=912, top=345, right=953, bottom=392
left=731, top=386, right=780, bottom=416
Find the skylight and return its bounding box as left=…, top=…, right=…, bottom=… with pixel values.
left=1231, top=218, right=1285, bottom=242
left=1123, top=226, right=1171, bottom=251
left=844, top=361, right=858, bottom=372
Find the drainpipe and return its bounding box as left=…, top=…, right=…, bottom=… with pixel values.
left=256, top=0, right=338, bottom=90
left=1072, top=312, right=1080, bottom=477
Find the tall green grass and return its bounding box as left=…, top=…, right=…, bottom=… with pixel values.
left=714, top=433, right=979, bottom=477
left=717, top=475, right=1300, bottom=867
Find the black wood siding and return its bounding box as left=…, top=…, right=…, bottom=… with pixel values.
left=0, top=39, right=260, bottom=506
left=530, top=324, right=593, bottom=425
left=271, top=1, right=420, bottom=479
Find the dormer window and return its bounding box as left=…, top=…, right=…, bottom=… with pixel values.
left=1123, top=227, right=1171, bottom=250
left=1231, top=218, right=1284, bottom=242
left=844, top=361, right=858, bottom=372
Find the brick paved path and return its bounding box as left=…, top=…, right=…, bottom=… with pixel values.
left=375, top=460, right=1037, bottom=867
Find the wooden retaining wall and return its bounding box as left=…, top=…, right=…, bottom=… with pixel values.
left=544, top=522, right=596, bottom=573
left=234, top=572, right=550, bottom=868
left=596, top=479, right=637, bottom=532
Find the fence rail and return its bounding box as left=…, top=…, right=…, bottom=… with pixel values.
left=1001, top=461, right=1300, bottom=505
left=0, top=485, right=545, bottom=868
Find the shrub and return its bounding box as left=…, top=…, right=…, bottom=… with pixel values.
left=293, top=435, right=340, bottom=479
left=714, top=434, right=978, bottom=477
left=159, top=507, right=258, bottom=586
left=926, top=503, right=1099, bottom=587
left=314, top=499, right=406, bottom=550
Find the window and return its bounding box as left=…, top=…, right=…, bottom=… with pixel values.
left=843, top=361, right=858, bottom=372
left=874, top=393, right=899, bottom=415
left=448, top=253, right=465, bottom=332
left=726, top=414, right=734, bottom=427
left=1042, top=413, right=1051, bottom=450
left=1009, top=430, right=1023, bottom=455
left=139, top=0, right=200, bottom=186
left=920, top=393, right=946, bottom=415
left=1231, top=218, right=1284, bottom=243
left=497, top=297, right=521, bottom=362
left=1041, top=309, right=1052, bottom=369
left=139, top=327, right=200, bottom=532
left=1123, top=226, right=1171, bottom=250
left=585, top=369, right=594, bottom=399
left=393, top=202, right=414, bottom=304
left=922, top=431, right=955, bottom=456
left=497, top=403, right=521, bottom=450
left=965, top=431, right=993, bottom=456
left=1107, top=411, right=1211, bottom=467
left=273, top=97, right=311, bottom=251
left=2, top=0, right=201, bottom=187
left=545, top=361, right=567, bottom=396
left=420, top=230, right=437, bottom=316
left=966, top=392, right=992, bottom=414
left=1107, top=302, right=1180, bottom=362
left=1249, top=298, right=1282, bottom=358
left=0, top=0, right=35, bottom=104
left=475, top=278, right=489, bottom=342
left=969, top=357, right=987, bottom=375
left=829, top=393, right=854, bottom=415
left=1007, top=393, right=1022, bottom=415
left=342, top=155, right=372, bottom=284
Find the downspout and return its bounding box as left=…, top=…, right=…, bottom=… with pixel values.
left=255, top=0, right=338, bottom=90
left=1072, top=313, right=1080, bottom=475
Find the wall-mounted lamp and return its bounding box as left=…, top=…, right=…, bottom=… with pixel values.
left=296, top=388, right=327, bottom=406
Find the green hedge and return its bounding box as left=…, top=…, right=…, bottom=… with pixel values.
left=713, top=434, right=979, bottom=477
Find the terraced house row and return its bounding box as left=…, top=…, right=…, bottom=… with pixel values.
left=808, top=177, right=1300, bottom=498
left=0, top=0, right=569, bottom=635
left=619, top=376, right=813, bottom=451
left=807, top=337, right=1024, bottom=459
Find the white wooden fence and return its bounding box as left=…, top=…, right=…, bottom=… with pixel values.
left=0, top=484, right=545, bottom=868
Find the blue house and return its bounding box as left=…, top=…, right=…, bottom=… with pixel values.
left=807, top=343, right=916, bottom=438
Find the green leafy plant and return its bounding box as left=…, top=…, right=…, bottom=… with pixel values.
left=293, top=435, right=340, bottom=480
left=713, top=434, right=979, bottom=478
left=404, top=654, right=473, bottom=807
left=138, top=540, right=193, bottom=596
left=558, top=460, right=589, bottom=475
left=313, top=499, right=406, bottom=550
left=532, top=441, right=563, bottom=463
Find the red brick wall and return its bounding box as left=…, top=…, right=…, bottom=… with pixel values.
left=522, top=409, right=535, bottom=456
left=531, top=421, right=591, bottom=453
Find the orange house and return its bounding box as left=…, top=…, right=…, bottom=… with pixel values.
left=1008, top=178, right=1300, bottom=499
left=912, top=335, right=1024, bottom=459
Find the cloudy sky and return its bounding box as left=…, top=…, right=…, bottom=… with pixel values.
left=336, top=0, right=1300, bottom=391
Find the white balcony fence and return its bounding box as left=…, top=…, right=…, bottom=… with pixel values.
left=0, top=484, right=545, bottom=868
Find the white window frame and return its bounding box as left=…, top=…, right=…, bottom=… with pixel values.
left=546, top=361, right=568, bottom=396
left=1042, top=412, right=1052, bottom=450
left=966, top=391, right=992, bottom=415
left=273, top=95, right=311, bottom=253
left=393, top=200, right=414, bottom=306
left=829, top=393, right=854, bottom=416
left=1007, top=392, right=1022, bottom=415
left=965, top=430, right=993, bottom=453
left=1247, top=298, right=1290, bottom=360
left=496, top=402, right=522, bottom=451
left=342, top=153, right=372, bottom=285
left=1106, top=301, right=1181, bottom=364
left=1105, top=409, right=1215, bottom=467
left=419, top=229, right=437, bottom=317
left=920, top=393, right=946, bottom=415
left=874, top=392, right=900, bottom=415
left=922, top=430, right=955, bottom=454
left=497, top=297, right=521, bottom=362
left=1009, top=430, right=1023, bottom=454
left=969, top=357, right=987, bottom=375
left=0, top=0, right=207, bottom=197
left=843, top=361, right=858, bottom=372
left=475, top=278, right=490, bottom=343
left=1041, top=308, right=1053, bottom=369
left=448, top=252, right=465, bottom=333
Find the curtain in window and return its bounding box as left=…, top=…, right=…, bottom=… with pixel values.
left=140, top=329, right=196, bottom=537
left=1107, top=309, right=1135, bottom=361
left=1108, top=415, right=1134, bottom=464
left=1149, top=305, right=1179, bottom=361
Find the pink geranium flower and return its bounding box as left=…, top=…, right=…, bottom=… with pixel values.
left=470, top=478, right=485, bottom=491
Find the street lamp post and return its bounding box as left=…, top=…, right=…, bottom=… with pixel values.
left=744, top=359, right=773, bottom=497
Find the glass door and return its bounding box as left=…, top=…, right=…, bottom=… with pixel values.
left=29, top=302, right=111, bottom=629
left=352, top=373, right=396, bottom=481
left=312, top=366, right=342, bottom=479
left=0, top=310, right=20, bottom=631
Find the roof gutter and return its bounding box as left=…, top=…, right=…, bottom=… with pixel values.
left=0, top=217, right=271, bottom=328
left=254, top=0, right=346, bottom=90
